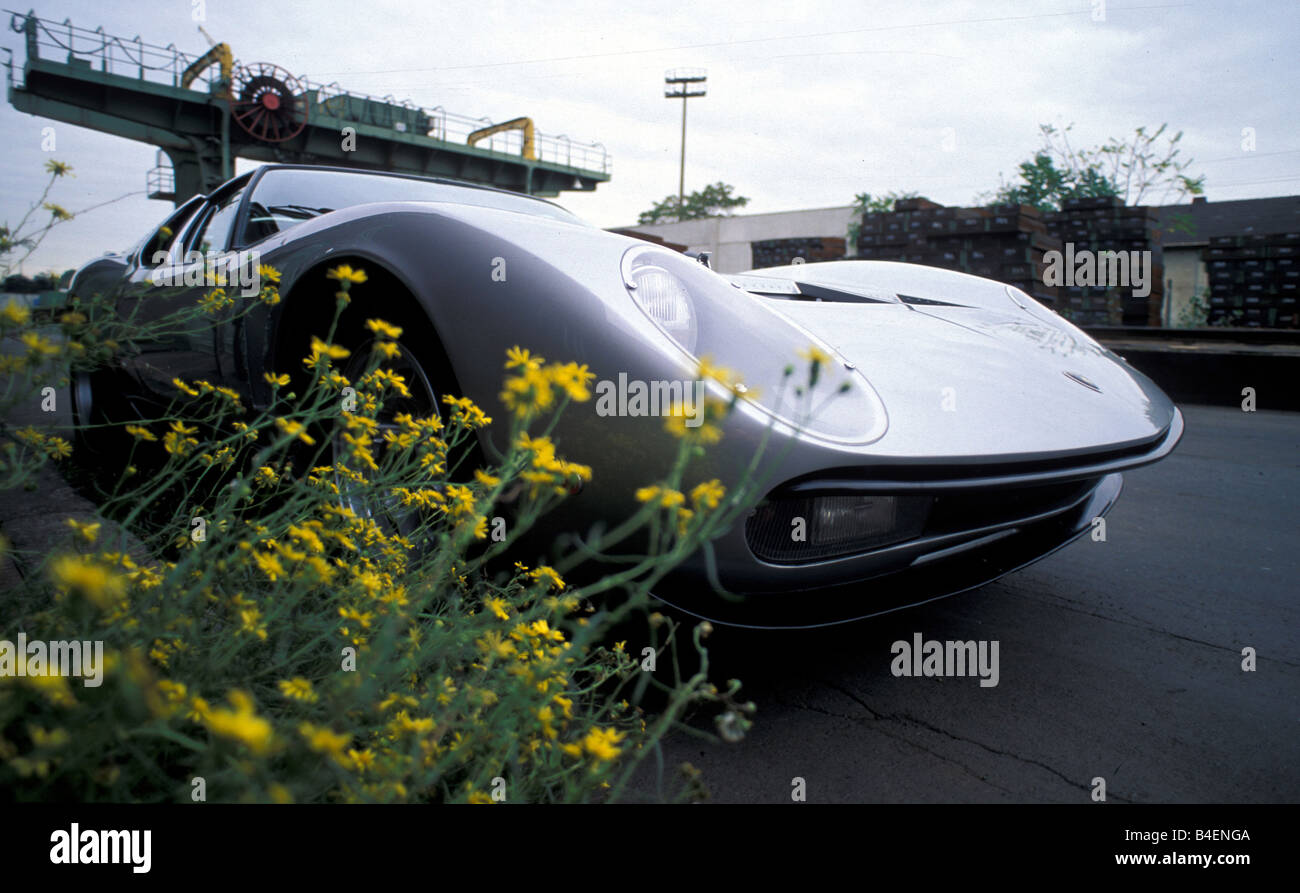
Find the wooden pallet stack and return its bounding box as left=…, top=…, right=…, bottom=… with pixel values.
left=1202, top=233, right=1300, bottom=328
left=1045, top=196, right=1165, bottom=327
left=855, top=198, right=1062, bottom=308
left=749, top=236, right=846, bottom=268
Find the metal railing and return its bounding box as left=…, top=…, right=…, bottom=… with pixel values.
left=303, top=76, right=610, bottom=173
left=146, top=163, right=174, bottom=197
left=7, top=9, right=225, bottom=90
left=5, top=10, right=611, bottom=175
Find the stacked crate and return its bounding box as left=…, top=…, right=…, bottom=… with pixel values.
left=749, top=236, right=846, bottom=268
left=1202, top=232, right=1300, bottom=328
left=855, top=199, right=1062, bottom=308
left=1045, top=196, right=1164, bottom=327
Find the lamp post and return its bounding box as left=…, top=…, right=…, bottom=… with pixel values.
left=664, top=68, right=706, bottom=221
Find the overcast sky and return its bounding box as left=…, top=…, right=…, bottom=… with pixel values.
left=2, top=0, right=1297, bottom=274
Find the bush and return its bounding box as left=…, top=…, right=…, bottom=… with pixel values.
left=0, top=265, right=829, bottom=803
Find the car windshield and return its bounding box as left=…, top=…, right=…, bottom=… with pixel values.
left=242, top=167, right=587, bottom=244
left=135, top=196, right=204, bottom=266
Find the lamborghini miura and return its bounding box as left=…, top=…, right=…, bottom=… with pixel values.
left=67, top=165, right=1183, bottom=627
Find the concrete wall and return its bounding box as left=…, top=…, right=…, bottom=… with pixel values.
left=627, top=205, right=857, bottom=273
left=1162, top=245, right=1209, bottom=327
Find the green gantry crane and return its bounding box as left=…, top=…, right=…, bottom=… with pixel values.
left=3, top=10, right=611, bottom=204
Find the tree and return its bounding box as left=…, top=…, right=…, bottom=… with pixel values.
left=847, top=191, right=921, bottom=242
left=991, top=123, right=1206, bottom=212
left=991, top=151, right=1117, bottom=213
left=638, top=182, right=750, bottom=224
left=852, top=191, right=919, bottom=215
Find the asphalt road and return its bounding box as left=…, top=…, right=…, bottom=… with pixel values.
left=635, top=404, right=1300, bottom=803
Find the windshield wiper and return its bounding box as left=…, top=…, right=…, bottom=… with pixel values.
left=266, top=204, right=335, bottom=220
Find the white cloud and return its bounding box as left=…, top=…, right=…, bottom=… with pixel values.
left=2, top=0, right=1297, bottom=273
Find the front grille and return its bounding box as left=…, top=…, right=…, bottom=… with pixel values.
left=925, top=478, right=1098, bottom=535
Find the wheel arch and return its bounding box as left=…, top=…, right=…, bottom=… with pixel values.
left=269, top=253, right=463, bottom=399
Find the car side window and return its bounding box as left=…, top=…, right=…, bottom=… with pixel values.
left=241, top=168, right=587, bottom=246
left=190, top=188, right=246, bottom=256
left=241, top=199, right=314, bottom=244
left=138, top=199, right=202, bottom=268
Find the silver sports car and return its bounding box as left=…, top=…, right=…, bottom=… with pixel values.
left=69, top=164, right=1183, bottom=627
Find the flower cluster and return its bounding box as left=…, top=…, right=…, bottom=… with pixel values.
left=0, top=263, right=788, bottom=804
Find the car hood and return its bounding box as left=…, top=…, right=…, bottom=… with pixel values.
left=740, top=261, right=1178, bottom=461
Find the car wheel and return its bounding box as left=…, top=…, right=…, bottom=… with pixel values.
left=69, top=364, right=135, bottom=466
left=324, top=306, right=484, bottom=548
left=331, top=332, right=447, bottom=545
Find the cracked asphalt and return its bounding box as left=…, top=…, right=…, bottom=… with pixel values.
left=636, top=404, right=1300, bottom=803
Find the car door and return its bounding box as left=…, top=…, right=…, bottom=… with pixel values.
left=118, top=176, right=252, bottom=401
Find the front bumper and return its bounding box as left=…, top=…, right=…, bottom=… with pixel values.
left=655, top=471, right=1125, bottom=629
left=654, top=403, right=1182, bottom=627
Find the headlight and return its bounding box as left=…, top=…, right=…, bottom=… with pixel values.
left=617, top=243, right=888, bottom=445
left=622, top=248, right=699, bottom=352
left=745, top=493, right=931, bottom=563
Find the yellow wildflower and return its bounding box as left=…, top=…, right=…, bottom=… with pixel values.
left=798, top=344, right=832, bottom=366
left=48, top=554, right=124, bottom=609
left=239, top=608, right=268, bottom=640
left=636, top=485, right=685, bottom=509
left=505, top=346, right=544, bottom=370
left=326, top=264, right=368, bottom=284
left=66, top=518, right=103, bottom=543
left=529, top=565, right=566, bottom=591
left=274, top=417, right=315, bottom=445
left=548, top=361, right=595, bottom=402
left=365, top=318, right=403, bottom=339
left=172, top=377, right=200, bottom=397
left=583, top=726, right=625, bottom=762
left=20, top=332, right=58, bottom=357
left=690, top=479, right=726, bottom=510
left=278, top=677, right=318, bottom=703
left=299, top=722, right=351, bottom=765
left=1, top=300, right=30, bottom=325
left=205, top=690, right=273, bottom=754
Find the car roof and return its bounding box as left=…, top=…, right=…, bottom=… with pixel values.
left=250, top=163, right=573, bottom=214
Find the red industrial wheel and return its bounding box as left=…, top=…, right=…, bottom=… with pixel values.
left=231, top=62, right=307, bottom=143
